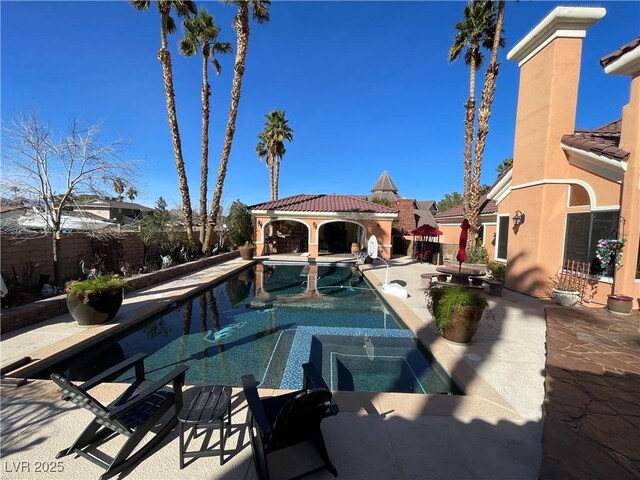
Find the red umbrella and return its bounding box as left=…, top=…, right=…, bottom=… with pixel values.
left=456, top=219, right=470, bottom=271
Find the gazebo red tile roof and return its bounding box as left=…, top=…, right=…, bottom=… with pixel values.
left=434, top=195, right=497, bottom=220
left=561, top=119, right=630, bottom=162
left=250, top=194, right=398, bottom=214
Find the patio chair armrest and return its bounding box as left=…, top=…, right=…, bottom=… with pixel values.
left=108, top=364, right=189, bottom=419
left=302, top=363, right=329, bottom=391
left=241, top=374, right=272, bottom=437
left=80, top=353, right=147, bottom=391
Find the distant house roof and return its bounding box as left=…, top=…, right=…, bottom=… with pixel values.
left=371, top=171, right=398, bottom=193
left=0, top=209, right=117, bottom=232
left=600, top=37, right=640, bottom=68
left=416, top=200, right=436, bottom=211
left=434, top=195, right=497, bottom=221
left=561, top=119, right=630, bottom=162
left=369, top=171, right=400, bottom=202
left=80, top=199, right=154, bottom=211
left=250, top=194, right=398, bottom=214
left=415, top=209, right=437, bottom=227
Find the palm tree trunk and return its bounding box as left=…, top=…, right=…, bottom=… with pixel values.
left=199, top=50, right=211, bottom=245
left=469, top=1, right=505, bottom=246
left=203, top=2, right=249, bottom=254
left=268, top=155, right=275, bottom=200
left=159, top=14, right=193, bottom=238
left=274, top=159, right=280, bottom=200
left=463, top=46, right=478, bottom=221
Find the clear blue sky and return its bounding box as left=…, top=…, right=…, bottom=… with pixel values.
left=2, top=1, right=638, bottom=211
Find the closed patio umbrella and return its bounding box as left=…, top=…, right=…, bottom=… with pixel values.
left=456, top=219, right=470, bottom=272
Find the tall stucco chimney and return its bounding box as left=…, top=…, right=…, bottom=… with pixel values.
left=507, top=6, right=606, bottom=184
left=503, top=7, right=605, bottom=296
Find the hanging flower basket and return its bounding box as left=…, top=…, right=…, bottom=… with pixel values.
left=595, top=239, right=625, bottom=276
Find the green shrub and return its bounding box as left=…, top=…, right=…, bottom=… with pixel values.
left=227, top=200, right=253, bottom=247
left=427, top=286, right=488, bottom=334
left=467, top=243, right=489, bottom=264
left=66, top=275, right=128, bottom=304
left=487, top=261, right=506, bottom=281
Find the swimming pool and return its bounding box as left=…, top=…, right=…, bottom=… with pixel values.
left=35, top=263, right=461, bottom=395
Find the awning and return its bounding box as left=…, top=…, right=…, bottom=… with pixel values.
left=411, top=224, right=443, bottom=236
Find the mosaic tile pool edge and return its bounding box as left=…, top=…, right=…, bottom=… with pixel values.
left=280, top=326, right=415, bottom=389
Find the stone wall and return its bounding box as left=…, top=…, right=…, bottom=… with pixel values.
left=0, top=232, right=155, bottom=287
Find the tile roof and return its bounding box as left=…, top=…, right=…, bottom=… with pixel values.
left=249, top=194, right=398, bottom=214
left=600, top=37, right=640, bottom=68
left=561, top=119, right=630, bottom=162
left=434, top=195, right=497, bottom=220
left=371, top=171, right=398, bottom=193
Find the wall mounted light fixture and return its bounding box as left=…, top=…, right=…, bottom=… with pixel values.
left=257, top=220, right=262, bottom=227
left=313, top=222, right=318, bottom=229
left=376, top=223, right=381, bottom=229
left=512, top=210, right=525, bottom=227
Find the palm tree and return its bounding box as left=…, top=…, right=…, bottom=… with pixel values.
left=180, top=8, right=232, bottom=245
left=256, top=110, right=293, bottom=200
left=468, top=0, right=506, bottom=244
left=130, top=0, right=197, bottom=237
left=113, top=178, right=125, bottom=200
left=449, top=0, right=497, bottom=222
left=126, top=187, right=138, bottom=201
left=203, top=0, right=271, bottom=254
left=255, top=133, right=273, bottom=199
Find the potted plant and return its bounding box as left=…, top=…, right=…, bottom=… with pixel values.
left=426, top=286, right=489, bottom=344
left=548, top=274, right=580, bottom=307
left=596, top=238, right=633, bottom=314
left=66, top=275, right=128, bottom=325
left=487, top=261, right=506, bottom=296
left=238, top=242, right=256, bottom=261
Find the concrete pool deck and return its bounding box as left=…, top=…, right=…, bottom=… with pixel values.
left=1, top=256, right=547, bottom=479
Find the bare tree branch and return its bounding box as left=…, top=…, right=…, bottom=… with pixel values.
left=1, top=111, right=138, bottom=283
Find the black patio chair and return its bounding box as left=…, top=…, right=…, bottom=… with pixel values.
left=242, top=363, right=339, bottom=480
left=50, top=353, right=188, bottom=480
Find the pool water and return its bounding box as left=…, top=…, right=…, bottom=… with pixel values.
left=36, top=264, right=461, bottom=394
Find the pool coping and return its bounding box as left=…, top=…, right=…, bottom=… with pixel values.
left=6, top=258, right=522, bottom=421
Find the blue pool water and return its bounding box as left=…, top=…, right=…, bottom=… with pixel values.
left=36, top=264, right=461, bottom=394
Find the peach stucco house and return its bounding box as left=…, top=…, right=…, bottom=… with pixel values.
left=486, top=7, right=639, bottom=308
left=250, top=194, right=398, bottom=260
left=434, top=194, right=500, bottom=262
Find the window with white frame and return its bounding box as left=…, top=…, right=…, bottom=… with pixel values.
left=495, top=215, right=509, bottom=261
left=564, top=210, right=619, bottom=276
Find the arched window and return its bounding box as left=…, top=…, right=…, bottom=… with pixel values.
left=569, top=184, right=590, bottom=207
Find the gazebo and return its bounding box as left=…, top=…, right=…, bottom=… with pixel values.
left=411, top=224, right=443, bottom=263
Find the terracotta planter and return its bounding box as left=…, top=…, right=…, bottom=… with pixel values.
left=552, top=288, right=579, bottom=306
left=66, top=287, right=124, bottom=325
left=239, top=246, right=255, bottom=260
left=439, top=306, right=485, bottom=345
left=607, top=294, right=633, bottom=315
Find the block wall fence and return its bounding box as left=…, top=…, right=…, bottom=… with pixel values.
left=1, top=232, right=155, bottom=287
